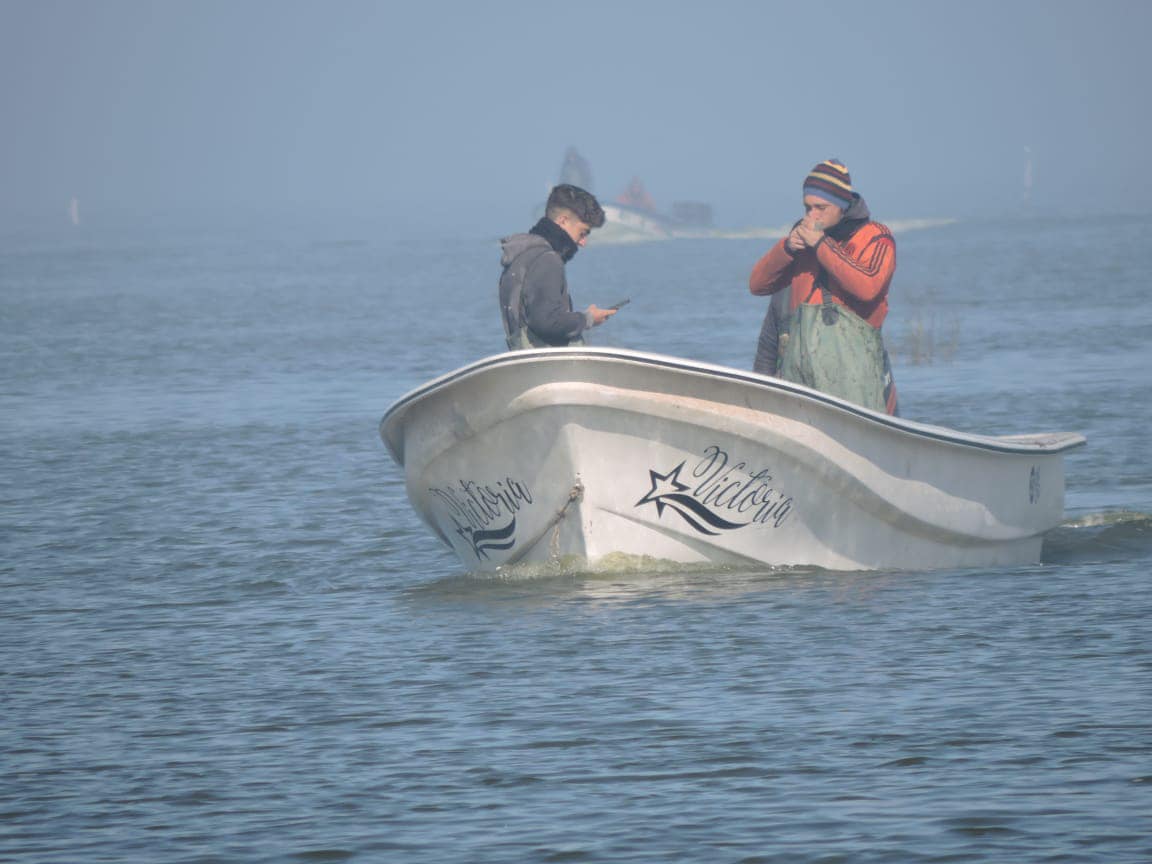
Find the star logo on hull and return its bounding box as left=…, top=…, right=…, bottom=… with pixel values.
left=636, top=461, right=748, bottom=536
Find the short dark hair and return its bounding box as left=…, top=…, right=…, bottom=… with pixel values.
left=545, top=184, right=605, bottom=228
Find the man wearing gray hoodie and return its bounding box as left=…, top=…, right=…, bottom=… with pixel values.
left=499, top=184, right=616, bottom=350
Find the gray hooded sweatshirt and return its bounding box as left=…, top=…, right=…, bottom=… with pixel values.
left=498, top=233, right=592, bottom=349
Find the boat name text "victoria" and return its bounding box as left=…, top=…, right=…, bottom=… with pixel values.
left=637, top=445, right=793, bottom=535
left=429, top=477, right=533, bottom=560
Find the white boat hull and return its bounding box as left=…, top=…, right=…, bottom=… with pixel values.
left=596, top=203, right=673, bottom=243
left=381, top=349, right=1084, bottom=572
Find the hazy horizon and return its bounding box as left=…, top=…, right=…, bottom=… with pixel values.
left=3, top=0, right=1150, bottom=235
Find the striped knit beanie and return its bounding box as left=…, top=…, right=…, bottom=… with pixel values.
left=803, top=159, right=853, bottom=209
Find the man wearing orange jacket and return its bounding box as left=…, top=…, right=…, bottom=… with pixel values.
left=749, top=159, right=898, bottom=414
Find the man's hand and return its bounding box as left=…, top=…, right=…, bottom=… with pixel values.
left=787, top=219, right=825, bottom=252
left=786, top=225, right=807, bottom=252
left=587, top=304, right=617, bottom=326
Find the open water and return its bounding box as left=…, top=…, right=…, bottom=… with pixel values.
left=2, top=213, right=1150, bottom=863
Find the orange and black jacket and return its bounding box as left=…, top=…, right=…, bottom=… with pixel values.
left=748, top=198, right=896, bottom=329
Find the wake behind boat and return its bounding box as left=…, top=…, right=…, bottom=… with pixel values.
left=380, top=348, right=1085, bottom=572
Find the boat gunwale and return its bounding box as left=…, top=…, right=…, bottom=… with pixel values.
left=380, top=347, right=1087, bottom=461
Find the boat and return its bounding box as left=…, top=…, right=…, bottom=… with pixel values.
left=597, top=200, right=674, bottom=242
left=550, top=148, right=714, bottom=244
left=595, top=176, right=715, bottom=244
left=380, top=348, right=1085, bottom=573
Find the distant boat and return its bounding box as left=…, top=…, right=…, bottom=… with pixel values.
left=548, top=149, right=714, bottom=244
left=68, top=197, right=80, bottom=226
left=597, top=175, right=714, bottom=243
left=598, top=200, right=675, bottom=242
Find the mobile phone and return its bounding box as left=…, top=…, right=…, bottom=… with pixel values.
left=609, top=299, right=630, bottom=310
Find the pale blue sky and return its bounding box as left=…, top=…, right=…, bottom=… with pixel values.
left=2, top=0, right=1148, bottom=232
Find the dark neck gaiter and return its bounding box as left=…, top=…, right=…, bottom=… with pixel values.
left=530, top=217, right=579, bottom=262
